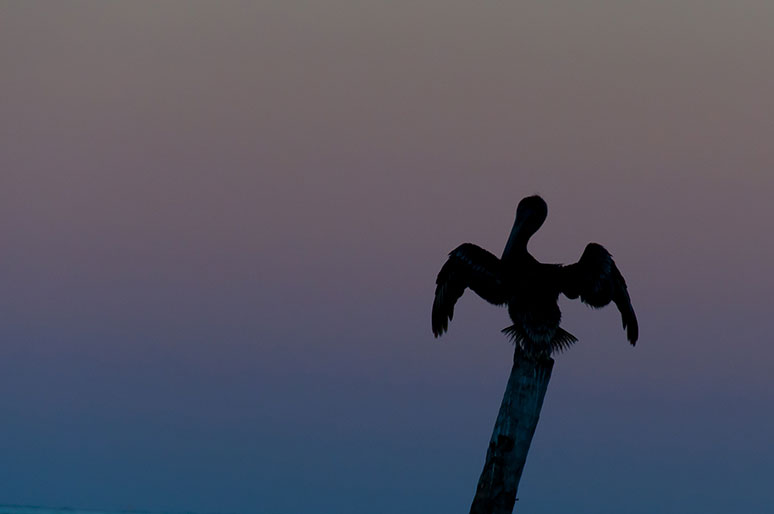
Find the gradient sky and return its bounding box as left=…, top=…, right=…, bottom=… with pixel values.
left=2, top=2, right=773, bottom=513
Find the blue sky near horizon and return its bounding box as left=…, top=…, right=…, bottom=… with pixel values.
left=2, top=2, right=773, bottom=513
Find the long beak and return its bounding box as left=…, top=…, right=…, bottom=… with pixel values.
left=502, top=215, right=525, bottom=259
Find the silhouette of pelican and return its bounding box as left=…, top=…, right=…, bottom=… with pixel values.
left=432, top=195, right=638, bottom=354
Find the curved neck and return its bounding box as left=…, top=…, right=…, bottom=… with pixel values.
left=502, top=218, right=530, bottom=261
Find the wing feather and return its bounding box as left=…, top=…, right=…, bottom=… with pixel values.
left=432, top=243, right=507, bottom=337
left=560, top=243, right=639, bottom=345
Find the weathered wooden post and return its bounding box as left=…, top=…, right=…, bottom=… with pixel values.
left=469, top=347, right=554, bottom=514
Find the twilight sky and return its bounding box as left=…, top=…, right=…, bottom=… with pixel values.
left=1, top=2, right=773, bottom=513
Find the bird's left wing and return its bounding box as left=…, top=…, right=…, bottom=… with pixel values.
left=432, top=243, right=508, bottom=337
left=559, top=243, right=639, bottom=345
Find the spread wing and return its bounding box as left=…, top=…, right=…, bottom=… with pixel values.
left=432, top=243, right=508, bottom=337
left=560, top=243, right=639, bottom=345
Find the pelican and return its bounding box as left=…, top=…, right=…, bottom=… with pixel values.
left=432, top=195, right=638, bottom=354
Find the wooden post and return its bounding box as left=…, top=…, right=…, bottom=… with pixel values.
left=470, top=348, right=554, bottom=514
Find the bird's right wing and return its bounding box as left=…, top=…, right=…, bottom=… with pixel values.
left=559, top=243, right=639, bottom=345
left=432, top=243, right=508, bottom=337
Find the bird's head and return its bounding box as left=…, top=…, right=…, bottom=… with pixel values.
left=515, top=195, right=548, bottom=235
left=502, top=195, right=548, bottom=259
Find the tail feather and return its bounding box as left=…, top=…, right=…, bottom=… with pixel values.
left=550, top=327, right=578, bottom=353
left=501, top=325, right=526, bottom=347
left=501, top=325, right=578, bottom=354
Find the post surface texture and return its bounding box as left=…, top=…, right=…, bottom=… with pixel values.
left=469, top=348, right=554, bottom=514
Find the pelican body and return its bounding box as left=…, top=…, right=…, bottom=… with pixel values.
left=432, top=196, right=638, bottom=354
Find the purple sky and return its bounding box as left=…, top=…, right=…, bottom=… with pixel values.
left=2, top=2, right=773, bottom=513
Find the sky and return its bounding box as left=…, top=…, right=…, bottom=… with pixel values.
left=1, top=2, right=773, bottom=513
